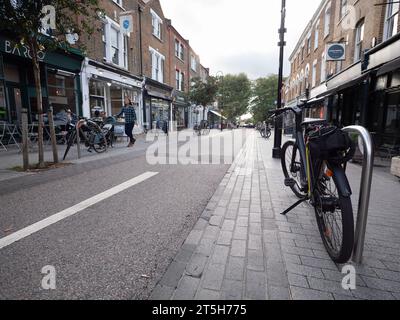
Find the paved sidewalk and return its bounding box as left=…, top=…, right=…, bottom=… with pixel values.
left=151, top=131, right=400, bottom=300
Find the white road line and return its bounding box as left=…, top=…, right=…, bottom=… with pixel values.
left=0, top=171, right=159, bottom=250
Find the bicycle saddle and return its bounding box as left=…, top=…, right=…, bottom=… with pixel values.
left=301, top=119, right=327, bottom=127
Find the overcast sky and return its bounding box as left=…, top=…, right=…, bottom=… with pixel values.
left=160, top=0, right=322, bottom=79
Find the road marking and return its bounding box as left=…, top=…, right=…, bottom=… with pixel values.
left=0, top=171, right=159, bottom=250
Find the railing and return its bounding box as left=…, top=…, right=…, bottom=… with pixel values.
left=342, top=125, right=374, bottom=264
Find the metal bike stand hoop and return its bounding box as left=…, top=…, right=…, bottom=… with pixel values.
left=342, top=125, right=374, bottom=264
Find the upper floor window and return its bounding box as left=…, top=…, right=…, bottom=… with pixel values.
left=314, top=21, right=320, bottom=50
left=175, top=40, right=185, bottom=60
left=354, top=20, right=365, bottom=62
left=383, top=2, right=399, bottom=41
left=307, top=36, right=312, bottom=55
left=320, top=53, right=326, bottom=83
left=191, top=55, right=197, bottom=72
left=312, top=60, right=317, bottom=87
left=113, top=0, right=123, bottom=7
left=151, top=9, right=162, bottom=40
left=103, top=17, right=128, bottom=69
left=176, top=70, right=185, bottom=91
left=150, top=47, right=165, bottom=83
left=324, top=4, right=331, bottom=38
left=340, top=0, right=348, bottom=19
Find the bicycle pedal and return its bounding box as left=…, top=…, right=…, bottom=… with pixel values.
left=284, top=178, right=296, bottom=187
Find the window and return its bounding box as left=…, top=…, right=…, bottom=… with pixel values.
left=55, top=76, right=65, bottom=96
left=176, top=70, right=185, bottom=91
left=175, top=40, right=185, bottom=60
left=110, top=26, right=120, bottom=65
left=383, top=1, right=399, bottom=41
left=340, top=0, right=348, bottom=19
left=191, top=55, right=197, bottom=72
left=113, top=0, right=123, bottom=7
left=103, top=17, right=128, bottom=69
left=354, top=20, right=365, bottom=62
left=307, top=36, right=311, bottom=55
left=151, top=9, right=162, bottom=40
left=314, top=21, right=319, bottom=50
left=320, top=53, right=326, bottom=83
left=324, top=4, right=331, bottom=37
left=312, top=60, right=317, bottom=87
left=123, top=35, right=128, bottom=69
left=150, top=47, right=165, bottom=83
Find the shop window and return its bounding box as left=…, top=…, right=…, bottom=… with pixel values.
left=383, top=1, right=399, bottom=41
left=89, top=80, right=106, bottom=115
left=391, top=71, right=400, bottom=87
left=47, top=70, right=76, bottom=114
left=0, top=82, right=6, bottom=121
left=4, top=64, right=20, bottom=83
left=354, top=19, right=364, bottom=62
left=385, top=93, right=400, bottom=136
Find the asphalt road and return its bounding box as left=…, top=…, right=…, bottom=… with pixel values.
left=0, top=130, right=248, bottom=299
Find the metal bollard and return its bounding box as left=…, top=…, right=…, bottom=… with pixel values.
left=342, top=125, right=374, bottom=264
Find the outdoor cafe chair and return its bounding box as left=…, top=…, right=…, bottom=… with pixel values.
left=0, top=122, right=7, bottom=151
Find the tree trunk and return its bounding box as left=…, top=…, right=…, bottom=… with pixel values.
left=30, top=41, right=45, bottom=168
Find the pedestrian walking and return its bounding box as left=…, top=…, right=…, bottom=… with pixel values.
left=115, top=96, right=137, bottom=147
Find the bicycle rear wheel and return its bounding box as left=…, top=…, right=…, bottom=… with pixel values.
left=281, top=141, right=307, bottom=199
left=314, top=165, right=354, bottom=263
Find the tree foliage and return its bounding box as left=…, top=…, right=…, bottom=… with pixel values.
left=218, top=73, right=251, bottom=121
left=188, top=76, right=218, bottom=107
left=251, top=75, right=279, bottom=123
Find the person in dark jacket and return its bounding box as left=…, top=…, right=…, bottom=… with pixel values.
left=116, top=97, right=137, bottom=147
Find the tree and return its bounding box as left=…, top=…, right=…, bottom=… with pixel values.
left=0, top=0, right=100, bottom=168
left=218, top=73, right=251, bottom=121
left=251, top=75, right=279, bottom=123
left=188, top=76, right=218, bottom=119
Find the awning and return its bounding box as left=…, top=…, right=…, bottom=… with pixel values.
left=317, top=72, right=370, bottom=98
left=209, top=109, right=227, bottom=120
left=147, top=90, right=173, bottom=101
left=377, top=57, right=400, bottom=76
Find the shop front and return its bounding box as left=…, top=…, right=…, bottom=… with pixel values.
left=172, top=92, right=189, bottom=130
left=81, top=59, right=143, bottom=131
left=143, top=78, right=173, bottom=131
left=0, top=35, right=83, bottom=124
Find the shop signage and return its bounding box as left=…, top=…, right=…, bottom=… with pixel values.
left=326, top=43, right=346, bottom=61
left=1, top=38, right=46, bottom=61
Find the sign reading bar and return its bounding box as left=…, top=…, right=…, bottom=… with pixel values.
left=326, top=43, right=346, bottom=61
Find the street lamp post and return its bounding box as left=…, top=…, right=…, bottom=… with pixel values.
left=216, top=71, right=224, bottom=132
left=272, top=0, right=287, bottom=158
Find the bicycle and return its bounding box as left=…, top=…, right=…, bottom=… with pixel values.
left=259, top=121, right=272, bottom=139
left=270, top=103, right=356, bottom=263
left=63, top=117, right=107, bottom=160
left=193, top=120, right=210, bottom=136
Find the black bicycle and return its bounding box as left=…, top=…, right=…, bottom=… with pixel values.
left=63, top=117, right=107, bottom=160
left=193, top=120, right=210, bottom=136
left=270, top=103, right=356, bottom=263
left=257, top=121, right=272, bottom=139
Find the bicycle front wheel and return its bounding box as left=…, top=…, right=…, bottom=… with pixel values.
left=314, top=165, right=354, bottom=263
left=281, top=141, right=307, bottom=199
left=93, top=132, right=107, bottom=153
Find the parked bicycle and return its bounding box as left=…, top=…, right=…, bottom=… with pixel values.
left=63, top=115, right=110, bottom=160
left=269, top=103, right=356, bottom=263
left=193, top=120, right=210, bottom=136
left=257, top=121, right=272, bottom=139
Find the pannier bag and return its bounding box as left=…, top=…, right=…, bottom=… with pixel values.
left=308, top=126, right=356, bottom=164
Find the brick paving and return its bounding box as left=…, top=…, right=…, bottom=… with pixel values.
left=151, top=131, right=400, bottom=300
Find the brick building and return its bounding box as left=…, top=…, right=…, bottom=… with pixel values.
left=284, top=0, right=400, bottom=150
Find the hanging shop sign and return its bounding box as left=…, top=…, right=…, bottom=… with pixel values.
left=120, top=15, right=133, bottom=35
left=326, top=43, right=346, bottom=61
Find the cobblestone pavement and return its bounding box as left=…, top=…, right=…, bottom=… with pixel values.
left=151, top=130, right=400, bottom=300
